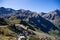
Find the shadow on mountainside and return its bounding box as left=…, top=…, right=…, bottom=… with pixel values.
left=29, top=15, right=59, bottom=32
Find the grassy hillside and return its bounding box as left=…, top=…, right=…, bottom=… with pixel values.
left=0, top=26, right=18, bottom=40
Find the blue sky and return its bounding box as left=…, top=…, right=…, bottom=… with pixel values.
left=0, top=0, right=60, bottom=13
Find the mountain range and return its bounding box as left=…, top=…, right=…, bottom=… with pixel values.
left=0, top=7, right=60, bottom=32
left=0, top=7, right=60, bottom=40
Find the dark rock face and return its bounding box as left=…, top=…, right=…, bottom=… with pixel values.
left=29, top=15, right=58, bottom=32
left=0, top=17, right=7, bottom=25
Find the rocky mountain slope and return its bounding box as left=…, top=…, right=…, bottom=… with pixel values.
left=42, top=10, right=60, bottom=29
